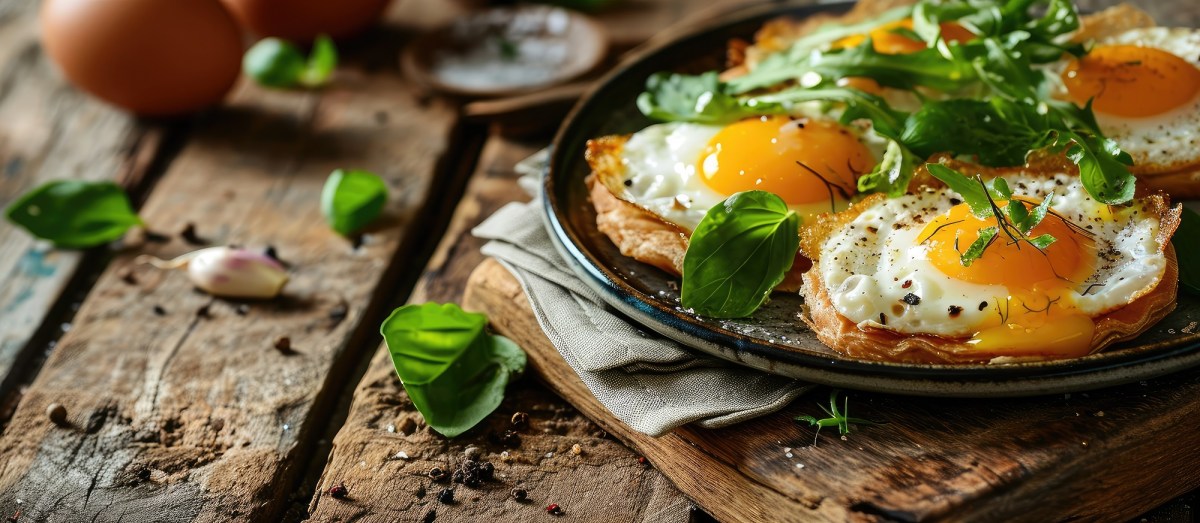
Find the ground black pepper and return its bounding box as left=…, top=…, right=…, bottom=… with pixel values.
left=152, top=305, right=167, bottom=316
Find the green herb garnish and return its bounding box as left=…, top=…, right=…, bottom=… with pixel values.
left=926, top=163, right=1062, bottom=266
left=795, top=390, right=881, bottom=445
left=244, top=35, right=338, bottom=89
left=5, top=180, right=142, bottom=248
left=681, top=191, right=800, bottom=318
left=321, top=169, right=388, bottom=236
left=637, top=71, right=787, bottom=125
left=637, top=0, right=1136, bottom=206
left=381, top=303, right=527, bottom=438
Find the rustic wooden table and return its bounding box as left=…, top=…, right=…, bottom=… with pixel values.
left=0, top=0, right=1195, bottom=521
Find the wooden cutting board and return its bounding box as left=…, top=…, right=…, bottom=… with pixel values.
left=463, top=258, right=1200, bottom=523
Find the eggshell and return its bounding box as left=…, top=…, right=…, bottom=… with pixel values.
left=220, top=0, right=393, bottom=41
left=40, top=0, right=243, bottom=116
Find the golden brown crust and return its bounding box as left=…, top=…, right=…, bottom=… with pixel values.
left=1071, top=3, right=1157, bottom=43
left=585, top=136, right=809, bottom=292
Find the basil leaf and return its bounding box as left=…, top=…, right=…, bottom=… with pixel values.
left=960, top=226, right=998, bottom=266
left=382, top=302, right=526, bottom=438
left=681, top=191, right=800, bottom=318
left=637, top=71, right=786, bottom=124
left=857, top=140, right=918, bottom=197
left=321, top=169, right=388, bottom=235
left=245, top=36, right=339, bottom=89
left=405, top=334, right=526, bottom=438
left=1007, top=198, right=1030, bottom=231
left=1175, top=208, right=1200, bottom=296
left=925, top=164, right=993, bottom=218
left=244, top=38, right=307, bottom=88
left=301, top=35, right=338, bottom=87
left=990, top=177, right=1013, bottom=199
left=380, top=302, right=487, bottom=385
left=5, top=180, right=142, bottom=248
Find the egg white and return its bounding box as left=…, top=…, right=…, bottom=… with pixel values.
left=1049, top=27, right=1200, bottom=172
left=615, top=121, right=888, bottom=232
left=814, top=173, right=1167, bottom=337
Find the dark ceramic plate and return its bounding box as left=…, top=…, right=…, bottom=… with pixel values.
left=543, top=0, right=1200, bottom=396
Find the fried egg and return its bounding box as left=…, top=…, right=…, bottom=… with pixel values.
left=1057, top=27, right=1200, bottom=173
left=812, top=172, right=1172, bottom=359
left=602, top=116, right=883, bottom=231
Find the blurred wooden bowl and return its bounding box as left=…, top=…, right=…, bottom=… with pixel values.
left=401, top=6, right=608, bottom=98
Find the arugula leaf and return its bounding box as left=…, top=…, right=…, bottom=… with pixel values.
left=1059, top=130, right=1136, bottom=205
left=681, top=191, right=800, bottom=318
left=752, top=87, right=908, bottom=140
left=900, top=98, right=1048, bottom=166
left=1174, top=208, right=1200, bottom=296
left=381, top=303, right=527, bottom=438
left=321, top=169, right=388, bottom=236
left=925, top=164, right=993, bottom=218
left=809, top=40, right=976, bottom=92
left=960, top=226, right=998, bottom=266
left=637, top=71, right=786, bottom=124
left=726, top=5, right=913, bottom=94
left=5, top=180, right=142, bottom=248
left=857, top=140, right=919, bottom=197
left=1023, top=192, right=1054, bottom=234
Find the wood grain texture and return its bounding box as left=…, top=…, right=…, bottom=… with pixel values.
left=0, top=0, right=163, bottom=390
left=307, top=135, right=694, bottom=522
left=465, top=258, right=1200, bottom=523
left=0, top=2, right=465, bottom=518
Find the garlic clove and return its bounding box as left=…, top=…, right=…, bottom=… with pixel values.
left=138, top=246, right=288, bottom=299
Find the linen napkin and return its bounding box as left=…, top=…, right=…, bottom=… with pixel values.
left=471, top=150, right=813, bottom=437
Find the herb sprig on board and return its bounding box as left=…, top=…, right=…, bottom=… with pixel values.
left=795, top=390, right=882, bottom=445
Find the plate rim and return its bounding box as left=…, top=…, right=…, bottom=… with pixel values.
left=542, top=0, right=1200, bottom=395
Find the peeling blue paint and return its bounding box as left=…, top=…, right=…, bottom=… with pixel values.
left=18, top=248, right=56, bottom=277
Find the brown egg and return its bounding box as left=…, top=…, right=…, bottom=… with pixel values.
left=40, top=0, right=243, bottom=116
left=220, top=0, right=393, bottom=41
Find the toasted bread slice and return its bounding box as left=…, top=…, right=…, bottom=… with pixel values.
left=797, top=189, right=1182, bottom=364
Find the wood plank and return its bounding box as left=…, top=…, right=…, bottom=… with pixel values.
left=0, top=0, right=468, bottom=519
left=465, top=258, right=1200, bottom=523
left=306, top=134, right=694, bottom=523
left=0, top=0, right=164, bottom=392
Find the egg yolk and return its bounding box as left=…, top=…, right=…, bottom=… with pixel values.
left=1062, top=45, right=1200, bottom=118
left=697, top=116, right=873, bottom=205
left=918, top=201, right=1100, bottom=359
left=835, top=19, right=974, bottom=55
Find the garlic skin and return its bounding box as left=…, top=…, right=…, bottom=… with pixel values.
left=138, top=246, right=288, bottom=299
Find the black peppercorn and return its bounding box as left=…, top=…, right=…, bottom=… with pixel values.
left=511, top=488, right=527, bottom=501
left=463, top=475, right=481, bottom=488
left=451, top=470, right=464, bottom=484
left=479, top=461, right=494, bottom=480
left=461, top=460, right=479, bottom=474
left=422, top=509, right=436, bottom=523
left=437, top=488, right=454, bottom=504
